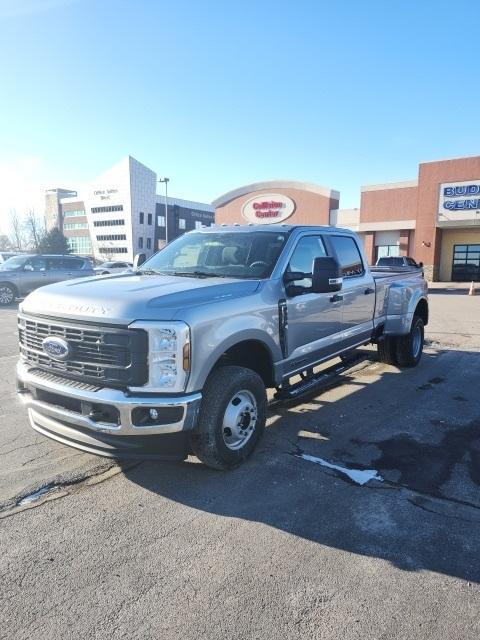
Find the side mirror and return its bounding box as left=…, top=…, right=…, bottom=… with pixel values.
left=312, top=257, right=343, bottom=293
left=133, top=253, right=147, bottom=269
left=23, top=264, right=34, bottom=272
left=284, top=271, right=307, bottom=283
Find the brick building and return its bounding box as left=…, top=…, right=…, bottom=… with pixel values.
left=213, top=156, right=480, bottom=282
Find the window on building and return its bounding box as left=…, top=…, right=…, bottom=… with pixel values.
left=138, top=237, right=143, bottom=249
left=330, top=236, right=364, bottom=277
left=158, top=215, right=165, bottom=227
left=91, top=205, right=123, bottom=214
left=146, top=238, right=151, bottom=249
left=96, top=234, right=127, bottom=241
left=376, top=245, right=400, bottom=260
left=93, top=219, right=125, bottom=227
left=139, top=212, right=144, bottom=224
left=452, top=244, right=480, bottom=282
left=67, top=236, right=92, bottom=255
left=178, top=218, right=186, bottom=229
left=195, top=221, right=203, bottom=229
left=63, top=209, right=86, bottom=217
left=99, top=247, right=128, bottom=254
left=64, top=222, right=88, bottom=230
left=147, top=213, right=152, bottom=225
left=287, top=236, right=327, bottom=291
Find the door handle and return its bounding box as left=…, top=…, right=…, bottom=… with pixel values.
left=364, top=287, right=374, bottom=295
left=330, top=294, right=343, bottom=303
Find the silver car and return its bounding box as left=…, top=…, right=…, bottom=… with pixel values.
left=93, top=260, right=133, bottom=275
left=0, top=254, right=94, bottom=305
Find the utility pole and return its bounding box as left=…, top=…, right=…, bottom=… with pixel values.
left=158, top=177, right=170, bottom=244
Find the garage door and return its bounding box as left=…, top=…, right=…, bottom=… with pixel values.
left=452, top=244, right=480, bottom=281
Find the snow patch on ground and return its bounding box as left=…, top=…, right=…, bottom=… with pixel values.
left=298, top=453, right=383, bottom=486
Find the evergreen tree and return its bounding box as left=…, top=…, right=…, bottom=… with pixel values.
left=38, top=227, right=71, bottom=254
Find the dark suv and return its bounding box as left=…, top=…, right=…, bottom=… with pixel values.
left=0, top=255, right=94, bottom=305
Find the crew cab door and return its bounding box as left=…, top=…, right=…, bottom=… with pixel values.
left=328, top=235, right=375, bottom=345
left=282, top=235, right=343, bottom=374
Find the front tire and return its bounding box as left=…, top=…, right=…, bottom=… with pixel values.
left=0, top=284, right=16, bottom=306
left=396, top=315, right=424, bottom=367
left=190, top=365, right=267, bottom=470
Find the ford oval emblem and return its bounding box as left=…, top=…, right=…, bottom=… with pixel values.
left=42, top=336, right=71, bottom=361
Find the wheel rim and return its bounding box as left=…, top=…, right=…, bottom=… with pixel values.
left=412, top=324, right=422, bottom=359
left=222, top=390, right=258, bottom=451
left=0, top=286, right=13, bottom=304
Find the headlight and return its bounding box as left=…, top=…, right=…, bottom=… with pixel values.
left=128, top=321, right=190, bottom=393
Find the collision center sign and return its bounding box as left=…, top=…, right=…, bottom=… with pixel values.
left=241, top=193, right=296, bottom=224
left=439, top=180, right=480, bottom=214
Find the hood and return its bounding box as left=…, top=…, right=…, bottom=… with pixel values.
left=21, top=272, right=261, bottom=325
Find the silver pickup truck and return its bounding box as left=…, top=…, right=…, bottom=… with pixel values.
left=16, top=225, right=428, bottom=469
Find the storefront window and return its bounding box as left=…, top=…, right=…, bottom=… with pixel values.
left=452, top=244, right=480, bottom=281
left=376, top=245, right=399, bottom=260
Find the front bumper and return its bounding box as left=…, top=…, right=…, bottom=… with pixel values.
left=16, top=360, right=202, bottom=460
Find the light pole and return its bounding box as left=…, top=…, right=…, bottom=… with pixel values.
left=158, top=177, right=170, bottom=244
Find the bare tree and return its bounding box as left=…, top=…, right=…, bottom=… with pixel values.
left=24, top=210, right=45, bottom=253
left=9, top=210, right=26, bottom=252
left=0, top=235, right=12, bottom=251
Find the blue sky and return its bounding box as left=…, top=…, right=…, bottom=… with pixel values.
left=1, top=0, right=480, bottom=229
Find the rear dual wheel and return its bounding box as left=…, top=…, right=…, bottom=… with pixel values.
left=376, top=315, right=424, bottom=367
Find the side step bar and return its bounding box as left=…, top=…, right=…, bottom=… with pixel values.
left=272, top=352, right=370, bottom=404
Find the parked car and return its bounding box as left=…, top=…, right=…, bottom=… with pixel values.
left=0, top=254, right=95, bottom=305
left=17, top=225, right=428, bottom=469
left=376, top=256, right=422, bottom=268
left=0, top=251, right=20, bottom=263
left=93, top=261, right=133, bottom=275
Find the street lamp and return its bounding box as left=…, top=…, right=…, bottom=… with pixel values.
left=158, top=177, right=170, bottom=244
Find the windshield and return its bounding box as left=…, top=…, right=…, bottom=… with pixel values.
left=139, top=231, right=288, bottom=279
left=98, top=262, right=115, bottom=268
left=0, top=256, right=27, bottom=271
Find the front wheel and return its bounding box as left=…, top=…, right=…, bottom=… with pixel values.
left=0, top=284, right=16, bottom=306
left=396, top=315, right=424, bottom=367
left=189, top=365, right=267, bottom=470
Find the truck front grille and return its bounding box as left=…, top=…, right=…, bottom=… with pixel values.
left=18, top=315, right=148, bottom=388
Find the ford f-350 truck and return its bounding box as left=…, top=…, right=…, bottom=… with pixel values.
left=16, top=225, right=428, bottom=469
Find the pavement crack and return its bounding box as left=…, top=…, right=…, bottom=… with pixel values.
left=0, top=461, right=141, bottom=517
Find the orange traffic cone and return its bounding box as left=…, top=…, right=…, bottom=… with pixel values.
left=469, top=281, right=476, bottom=296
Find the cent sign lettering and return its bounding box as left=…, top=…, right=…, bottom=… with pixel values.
left=241, top=193, right=296, bottom=225
left=42, top=336, right=71, bottom=361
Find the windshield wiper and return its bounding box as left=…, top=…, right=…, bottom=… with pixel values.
left=171, top=271, right=225, bottom=278
left=135, top=268, right=164, bottom=275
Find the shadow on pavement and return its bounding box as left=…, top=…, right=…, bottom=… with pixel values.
left=123, top=348, right=480, bottom=584
left=428, top=287, right=470, bottom=295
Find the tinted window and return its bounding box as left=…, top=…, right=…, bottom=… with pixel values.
left=331, top=236, right=364, bottom=277
left=287, top=236, right=327, bottom=291
left=46, top=257, right=63, bottom=270
left=63, top=257, right=84, bottom=270
left=378, top=257, right=403, bottom=267
left=26, top=257, right=47, bottom=271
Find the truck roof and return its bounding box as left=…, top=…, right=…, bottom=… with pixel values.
left=195, top=224, right=355, bottom=234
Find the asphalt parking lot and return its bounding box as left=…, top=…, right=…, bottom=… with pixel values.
left=1, top=288, right=480, bottom=639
